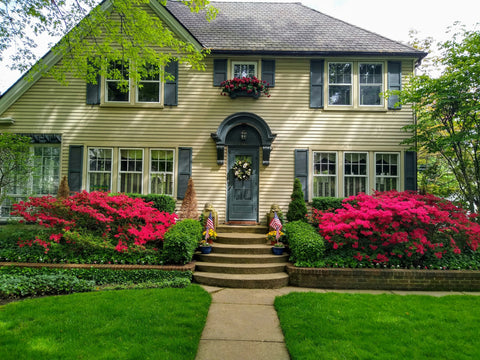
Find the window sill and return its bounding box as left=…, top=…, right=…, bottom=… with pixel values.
left=100, top=102, right=165, bottom=109
left=323, top=106, right=388, bottom=112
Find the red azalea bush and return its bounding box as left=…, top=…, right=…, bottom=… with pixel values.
left=313, top=191, right=480, bottom=268
left=11, top=191, right=177, bottom=253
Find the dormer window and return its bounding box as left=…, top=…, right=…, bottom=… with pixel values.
left=232, top=62, right=257, bottom=78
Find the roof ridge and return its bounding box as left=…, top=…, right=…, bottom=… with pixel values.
left=297, top=2, right=424, bottom=55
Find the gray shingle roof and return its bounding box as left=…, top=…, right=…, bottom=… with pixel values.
left=165, top=1, right=425, bottom=58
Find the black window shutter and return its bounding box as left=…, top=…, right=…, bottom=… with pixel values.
left=213, top=59, right=227, bottom=86
left=404, top=151, right=417, bottom=191
left=86, top=74, right=101, bottom=105
left=310, top=60, right=324, bottom=108
left=261, top=60, right=275, bottom=87
left=388, top=61, right=402, bottom=110
left=68, top=145, right=84, bottom=193
left=294, top=149, right=309, bottom=201
left=177, top=147, right=192, bottom=200
left=164, top=60, right=178, bottom=106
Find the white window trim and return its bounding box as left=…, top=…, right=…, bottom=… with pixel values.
left=313, top=151, right=338, bottom=197
left=343, top=151, right=369, bottom=197
left=374, top=152, right=400, bottom=191
left=327, top=62, right=353, bottom=106
left=87, top=147, right=113, bottom=192
left=231, top=61, right=258, bottom=78
left=359, top=62, right=384, bottom=107
left=118, top=148, right=144, bottom=194
left=136, top=68, right=162, bottom=104
left=149, top=148, right=175, bottom=196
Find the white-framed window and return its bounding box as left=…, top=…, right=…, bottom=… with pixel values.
left=375, top=152, right=400, bottom=191
left=328, top=62, right=352, bottom=106
left=344, top=152, right=368, bottom=197
left=1, top=144, right=60, bottom=217
left=88, top=148, right=113, bottom=192
left=359, top=63, right=383, bottom=106
left=232, top=61, right=257, bottom=78
left=313, top=152, right=337, bottom=197
left=150, top=149, right=174, bottom=196
left=105, top=60, right=130, bottom=103
left=119, top=148, right=144, bottom=193
left=137, top=64, right=161, bottom=103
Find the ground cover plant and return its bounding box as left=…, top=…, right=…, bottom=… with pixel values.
left=0, top=285, right=211, bottom=360
left=313, top=191, right=480, bottom=269
left=275, top=292, right=480, bottom=360
left=6, top=191, right=178, bottom=264
left=0, top=266, right=192, bottom=300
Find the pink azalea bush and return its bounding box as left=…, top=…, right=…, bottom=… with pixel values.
left=313, top=191, right=480, bottom=268
left=11, top=191, right=177, bottom=253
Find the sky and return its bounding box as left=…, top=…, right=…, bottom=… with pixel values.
left=1, top=0, right=479, bottom=93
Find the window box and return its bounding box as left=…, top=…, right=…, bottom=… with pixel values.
left=220, top=77, right=270, bottom=99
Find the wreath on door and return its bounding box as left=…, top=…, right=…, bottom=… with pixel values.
left=232, top=159, right=253, bottom=181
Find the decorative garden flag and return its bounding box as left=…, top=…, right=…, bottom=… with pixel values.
left=270, top=212, right=282, bottom=240
left=205, top=212, right=214, bottom=240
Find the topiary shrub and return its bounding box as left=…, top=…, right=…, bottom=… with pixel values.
left=162, top=219, right=202, bottom=265
left=286, top=178, right=308, bottom=222
left=283, top=220, right=325, bottom=267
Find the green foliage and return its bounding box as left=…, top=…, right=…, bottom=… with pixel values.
left=283, top=221, right=325, bottom=267
left=397, top=24, right=480, bottom=211
left=0, top=286, right=211, bottom=359
left=1, top=1, right=218, bottom=86
left=162, top=219, right=202, bottom=265
left=122, top=193, right=176, bottom=213
left=276, top=293, right=480, bottom=360
left=286, top=178, right=308, bottom=222
left=311, top=197, right=345, bottom=212
left=0, top=273, right=95, bottom=298
left=0, top=133, right=33, bottom=204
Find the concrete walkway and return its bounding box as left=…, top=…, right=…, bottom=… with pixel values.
left=195, top=286, right=479, bottom=360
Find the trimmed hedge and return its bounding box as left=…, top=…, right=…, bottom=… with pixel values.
left=312, top=197, right=345, bottom=211
left=284, top=221, right=325, bottom=267
left=162, top=219, right=202, bottom=265
left=113, top=193, right=176, bottom=213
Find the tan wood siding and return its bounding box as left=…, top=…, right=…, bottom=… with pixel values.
left=0, top=57, right=416, bottom=223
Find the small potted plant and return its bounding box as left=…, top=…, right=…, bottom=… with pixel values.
left=272, top=241, right=285, bottom=255
left=199, top=240, right=213, bottom=254
left=266, top=230, right=284, bottom=245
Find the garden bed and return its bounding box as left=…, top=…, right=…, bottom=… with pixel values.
left=286, top=264, right=480, bottom=291
left=0, top=261, right=195, bottom=271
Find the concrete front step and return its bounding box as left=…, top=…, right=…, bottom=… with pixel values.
left=195, top=262, right=287, bottom=274
left=193, top=271, right=289, bottom=289
left=217, top=225, right=268, bottom=234
left=195, top=252, right=289, bottom=264
left=216, top=232, right=267, bottom=245
left=213, top=243, right=273, bottom=255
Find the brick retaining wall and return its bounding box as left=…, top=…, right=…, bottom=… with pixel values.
left=286, top=264, right=480, bottom=291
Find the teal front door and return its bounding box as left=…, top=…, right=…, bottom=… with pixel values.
left=227, top=147, right=259, bottom=222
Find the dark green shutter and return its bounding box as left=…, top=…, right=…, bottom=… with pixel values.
left=388, top=61, right=402, bottom=110
left=310, top=60, right=324, bottom=108
left=164, top=60, right=178, bottom=106
left=261, top=60, right=275, bottom=87
left=86, top=59, right=101, bottom=105
left=68, top=145, right=84, bottom=193
left=213, top=59, right=228, bottom=86
left=177, top=147, right=192, bottom=199
left=404, top=151, right=417, bottom=191
left=294, top=149, right=309, bottom=201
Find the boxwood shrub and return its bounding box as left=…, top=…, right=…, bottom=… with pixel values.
left=162, top=219, right=202, bottom=265
left=111, top=193, right=176, bottom=213
left=284, top=220, right=325, bottom=267
left=312, top=197, right=345, bottom=212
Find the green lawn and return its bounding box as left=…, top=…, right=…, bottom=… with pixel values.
left=275, top=292, right=480, bottom=360
left=0, top=285, right=211, bottom=360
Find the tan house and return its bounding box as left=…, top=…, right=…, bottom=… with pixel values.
left=0, top=1, right=426, bottom=223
